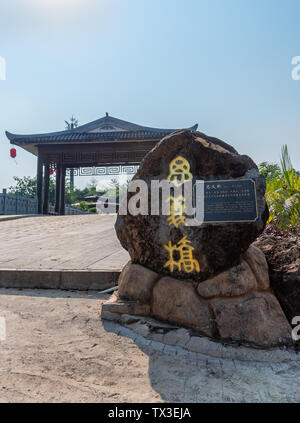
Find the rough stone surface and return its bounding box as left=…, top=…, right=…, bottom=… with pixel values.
left=242, top=244, right=270, bottom=290
left=107, top=256, right=294, bottom=348
left=255, top=235, right=300, bottom=324
left=210, top=291, right=293, bottom=348
left=125, top=321, right=151, bottom=337
left=102, top=308, right=300, bottom=363
left=118, top=261, right=158, bottom=304
left=102, top=292, right=151, bottom=316
left=151, top=276, right=214, bottom=337
left=112, top=131, right=294, bottom=349
left=148, top=332, right=165, bottom=343
left=197, top=259, right=257, bottom=298
left=115, top=130, right=269, bottom=282
left=186, top=336, right=223, bottom=357
left=163, top=328, right=191, bottom=347
left=101, top=309, right=122, bottom=322
left=119, top=314, right=140, bottom=325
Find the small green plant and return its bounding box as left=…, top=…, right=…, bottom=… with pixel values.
left=259, top=162, right=281, bottom=183
left=259, top=145, right=300, bottom=232
left=89, top=207, right=98, bottom=214
left=78, top=201, right=90, bottom=212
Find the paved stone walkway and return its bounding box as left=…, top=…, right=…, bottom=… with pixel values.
left=0, top=288, right=299, bottom=403
left=0, top=215, right=129, bottom=271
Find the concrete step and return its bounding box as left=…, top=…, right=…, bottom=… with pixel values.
left=0, top=269, right=119, bottom=290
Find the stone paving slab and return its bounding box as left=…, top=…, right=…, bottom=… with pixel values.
left=0, top=215, right=129, bottom=289
left=101, top=303, right=300, bottom=363
left=0, top=215, right=129, bottom=271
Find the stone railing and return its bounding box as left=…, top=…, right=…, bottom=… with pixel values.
left=48, top=204, right=91, bottom=215
left=0, top=189, right=38, bottom=215
left=0, top=189, right=91, bottom=215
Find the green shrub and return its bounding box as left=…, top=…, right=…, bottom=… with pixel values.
left=259, top=145, right=300, bottom=232
left=78, top=201, right=90, bottom=212
left=89, top=207, right=98, bottom=214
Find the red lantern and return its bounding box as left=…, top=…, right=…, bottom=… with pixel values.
left=10, top=148, right=16, bottom=158
left=49, top=169, right=54, bottom=175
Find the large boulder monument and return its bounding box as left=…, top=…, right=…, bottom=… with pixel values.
left=102, top=130, right=294, bottom=349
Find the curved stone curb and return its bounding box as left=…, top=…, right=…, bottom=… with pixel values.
left=0, top=214, right=38, bottom=222
left=102, top=314, right=300, bottom=364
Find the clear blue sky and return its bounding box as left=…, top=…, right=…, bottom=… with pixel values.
left=0, top=0, right=299, bottom=190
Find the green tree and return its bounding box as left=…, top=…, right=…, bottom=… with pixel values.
left=8, top=176, right=37, bottom=198
left=8, top=175, right=107, bottom=210
left=259, top=162, right=281, bottom=183
left=8, top=175, right=57, bottom=201
left=104, top=178, right=131, bottom=198
left=66, top=178, right=106, bottom=205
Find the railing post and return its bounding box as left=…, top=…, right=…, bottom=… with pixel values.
left=15, top=192, right=18, bottom=214
left=2, top=189, right=6, bottom=214
left=25, top=195, right=29, bottom=214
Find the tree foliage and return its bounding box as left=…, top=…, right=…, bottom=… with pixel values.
left=8, top=176, right=106, bottom=207
left=104, top=178, right=131, bottom=198
left=259, top=145, right=300, bottom=233
left=8, top=176, right=38, bottom=198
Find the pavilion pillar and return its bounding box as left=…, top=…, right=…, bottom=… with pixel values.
left=37, top=150, right=43, bottom=214
left=70, top=168, right=74, bottom=188
left=55, top=166, right=61, bottom=214
left=59, top=166, right=66, bottom=216
left=116, top=183, right=120, bottom=213
left=43, top=162, right=50, bottom=215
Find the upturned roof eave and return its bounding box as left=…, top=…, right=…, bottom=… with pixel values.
left=6, top=131, right=168, bottom=144
left=5, top=113, right=198, bottom=143
left=6, top=124, right=198, bottom=145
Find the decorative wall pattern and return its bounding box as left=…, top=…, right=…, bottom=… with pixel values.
left=66, top=165, right=139, bottom=176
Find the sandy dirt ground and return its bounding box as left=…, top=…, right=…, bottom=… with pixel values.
left=0, top=288, right=299, bottom=403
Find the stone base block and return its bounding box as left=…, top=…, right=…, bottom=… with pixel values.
left=102, top=244, right=294, bottom=349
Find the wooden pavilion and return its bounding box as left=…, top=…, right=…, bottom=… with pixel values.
left=6, top=113, right=198, bottom=215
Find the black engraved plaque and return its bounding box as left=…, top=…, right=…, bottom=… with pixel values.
left=201, top=179, right=258, bottom=223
